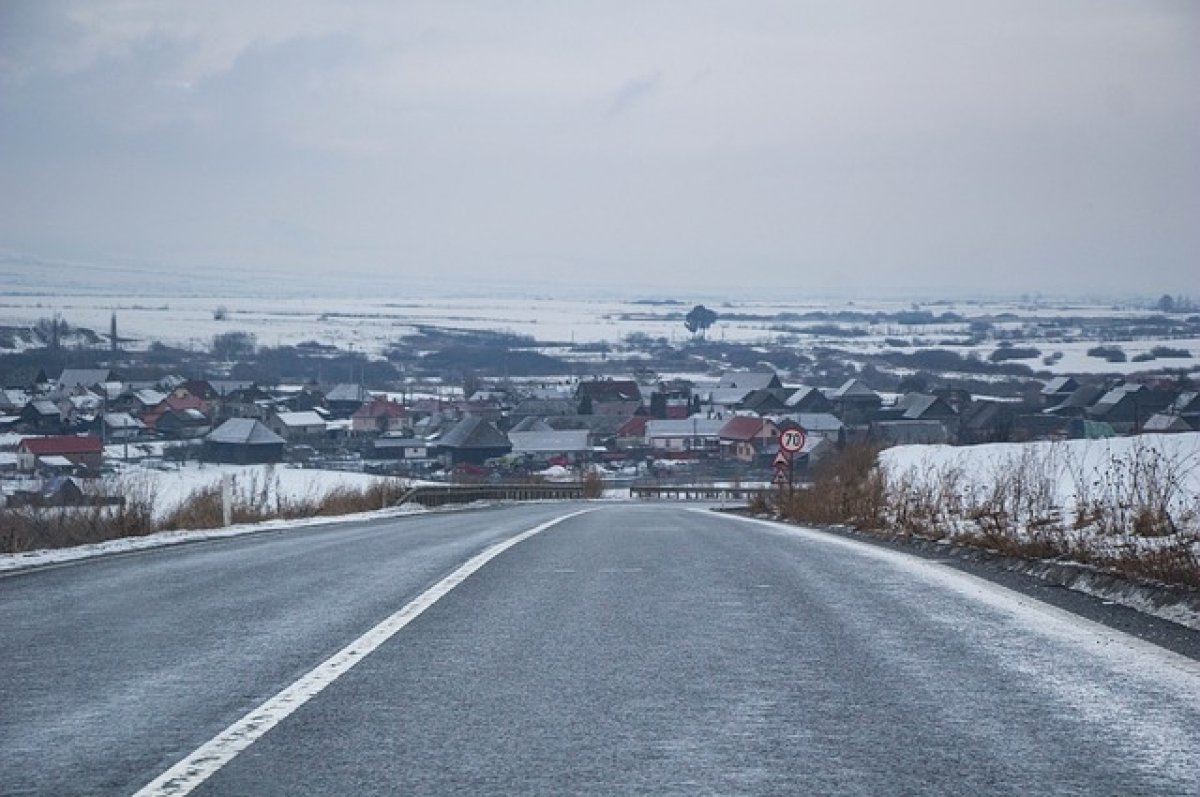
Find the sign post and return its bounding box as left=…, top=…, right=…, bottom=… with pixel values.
left=776, top=427, right=807, bottom=494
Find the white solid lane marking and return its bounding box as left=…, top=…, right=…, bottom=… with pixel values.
left=132, top=509, right=592, bottom=797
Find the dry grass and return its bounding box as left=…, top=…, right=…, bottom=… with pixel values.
left=754, top=437, right=1200, bottom=590
left=2, top=470, right=410, bottom=551
left=775, top=442, right=887, bottom=529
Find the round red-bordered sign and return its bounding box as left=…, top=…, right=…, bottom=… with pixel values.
left=779, top=427, right=807, bottom=453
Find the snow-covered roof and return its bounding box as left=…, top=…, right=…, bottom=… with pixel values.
left=274, top=411, right=326, bottom=428
left=508, top=430, right=591, bottom=454
left=207, top=419, right=285, bottom=445
left=135, top=388, right=168, bottom=406
left=830, top=379, right=880, bottom=400
left=717, top=371, right=778, bottom=391
left=103, top=412, right=146, bottom=429
left=776, top=412, right=844, bottom=433
left=326, top=383, right=371, bottom=403
left=38, top=455, right=76, bottom=468
left=645, top=418, right=726, bottom=439
left=57, top=369, right=113, bottom=390
left=434, top=415, right=510, bottom=450
left=706, top=387, right=754, bottom=406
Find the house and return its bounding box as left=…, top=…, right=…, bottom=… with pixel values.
left=706, top=386, right=756, bottom=416
left=0, top=389, right=30, bottom=414
left=269, top=410, right=328, bottom=440
left=888, top=393, right=958, bottom=421
left=543, top=413, right=630, bottom=448
left=57, top=368, right=117, bottom=393
left=644, top=418, right=725, bottom=455
left=510, top=397, right=577, bottom=423
left=212, top=384, right=273, bottom=421
left=16, top=435, right=104, bottom=473
left=961, top=400, right=1018, bottom=444
left=18, top=399, right=64, bottom=433
left=869, top=420, right=951, bottom=446
left=117, top=388, right=169, bottom=416
left=142, top=395, right=208, bottom=434
left=784, top=386, right=834, bottom=414
left=6, top=476, right=89, bottom=508
left=718, top=416, right=780, bottom=463
left=431, top=415, right=512, bottom=466
left=739, top=388, right=793, bottom=415
left=775, top=413, right=845, bottom=446
left=367, top=436, right=430, bottom=461
left=325, top=383, right=373, bottom=418
left=615, top=416, right=651, bottom=450
left=98, top=412, right=146, bottom=441
left=718, top=371, right=782, bottom=391
left=508, top=430, right=593, bottom=464
left=279, top=385, right=326, bottom=413
left=828, top=379, right=883, bottom=425
left=576, top=379, right=643, bottom=416
left=1142, top=413, right=1192, bottom=433
left=451, top=398, right=504, bottom=423
left=171, top=379, right=220, bottom=403
left=351, top=398, right=409, bottom=435
left=1086, top=384, right=1174, bottom=433
left=155, top=408, right=212, bottom=439
left=509, top=417, right=555, bottom=433
left=1040, top=376, right=1079, bottom=407
left=881, top=393, right=960, bottom=441
left=205, top=419, right=286, bottom=464
left=1166, top=391, right=1200, bottom=429
left=705, top=370, right=784, bottom=414
left=1043, top=384, right=1106, bottom=418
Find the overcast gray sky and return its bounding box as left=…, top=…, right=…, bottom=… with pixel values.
left=1, top=1, right=1197, bottom=298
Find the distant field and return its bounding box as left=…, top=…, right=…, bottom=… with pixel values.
left=1, top=290, right=1196, bottom=378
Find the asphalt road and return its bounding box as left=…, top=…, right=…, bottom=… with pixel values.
left=2, top=504, right=1198, bottom=796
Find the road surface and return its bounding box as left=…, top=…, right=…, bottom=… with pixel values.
left=2, top=503, right=1198, bottom=795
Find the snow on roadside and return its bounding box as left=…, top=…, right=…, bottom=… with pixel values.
left=879, top=432, right=1200, bottom=519
left=122, top=462, right=406, bottom=521
left=0, top=464, right=430, bottom=573
left=0, top=501, right=430, bottom=573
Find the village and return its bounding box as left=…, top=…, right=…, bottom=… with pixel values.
left=2, top=331, right=1199, bottom=510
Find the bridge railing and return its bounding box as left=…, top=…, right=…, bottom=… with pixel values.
left=397, top=482, right=588, bottom=508
left=629, top=485, right=773, bottom=502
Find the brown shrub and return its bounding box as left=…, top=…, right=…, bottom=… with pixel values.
left=778, top=442, right=886, bottom=529
left=581, top=469, right=605, bottom=499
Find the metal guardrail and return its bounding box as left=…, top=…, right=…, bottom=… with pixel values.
left=395, top=482, right=773, bottom=508
left=397, top=482, right=588, bottom=508
left=629, top=485, right=772, bottom=501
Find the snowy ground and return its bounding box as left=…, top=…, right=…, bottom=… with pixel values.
left=879, top=432, right=1200, bottom=521
left=2, top=291, right=1194, bottom=377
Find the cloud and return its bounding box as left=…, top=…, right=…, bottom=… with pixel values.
left=606, top=73, right=661, bottom=118
left=0, top=1, right=1197, bottom=296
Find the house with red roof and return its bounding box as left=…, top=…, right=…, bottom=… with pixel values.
left=16, top=435, right=104, bottom=473
left=351, top=398, right=409, bottom=435
left=142, top=395, right=209, bottom=433
left=718, top=416, right=780, bottom=463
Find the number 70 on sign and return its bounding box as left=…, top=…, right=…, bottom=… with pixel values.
left=779, top=428, right=807, bottom=453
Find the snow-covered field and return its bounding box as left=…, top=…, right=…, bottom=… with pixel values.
left=2, top=286, right=1195, bottom=377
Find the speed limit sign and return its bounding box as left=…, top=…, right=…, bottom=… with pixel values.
left=779, top=427, right=807, bottom=453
